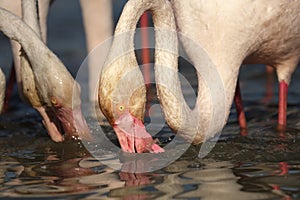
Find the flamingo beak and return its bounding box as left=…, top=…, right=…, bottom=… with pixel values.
left=61, top=107, right=91, bottom=139
left=113, top=111, right=164, bottom=153
left=49, top=106, right=91, bottom=141
left=37, top=106, right=64, bottom=142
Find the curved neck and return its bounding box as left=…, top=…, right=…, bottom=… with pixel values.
left=154, top=0, right=229, bottom=143
left=138, top=0, right=204, bottom=143
left=99, top=0, right=176, bottom=121
left=0, top=7, right=53, bottom=71
left=113, top=0, right=178, bottom=55
left=22, top=0, right=41, bottom=38
left=0, top=8, right=77, bottom=106
left=115, top=0, right=176, bottom=32
left=119, top=0, right=205, bottom=142
left=100, top=0, right=225, bottom=143
left=20, top=0, right=42, bottom=108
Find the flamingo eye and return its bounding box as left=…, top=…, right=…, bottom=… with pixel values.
left=51, top=97, right=57, bottom=105
left=119, top=105, right=125, bottom=111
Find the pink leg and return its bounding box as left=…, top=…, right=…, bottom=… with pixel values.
left=278, top=81, right=288, bottom=127
left=234, top=80, right=247, bottom=135
left=140, top=12, right=151, bottom=84
left=279, top=162, right=289, bottom=175
left=140, top=12, right=152, bottom=116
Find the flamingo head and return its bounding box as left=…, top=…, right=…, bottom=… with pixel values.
left=99, top=82, right=164, bottom=153
left=41, top=80, right=90, bottom=142
left=47, top=96, right=90, bottom=141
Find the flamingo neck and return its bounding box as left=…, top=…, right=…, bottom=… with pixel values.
left=22, top=0, right=41, bottom=37
left=100, top=0, right=177, bottom=121
left=0, top=8, right=78, bottom=107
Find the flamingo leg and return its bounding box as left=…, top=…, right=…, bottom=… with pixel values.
left=140, top=12, right=152, bottom=117
left=234, top=80, right=247, bottom=135
left=278, top=162, right=289, bottom=175
left=278, top=80, right=288, bottom=127
left=140, top=12, right=151, bottom=84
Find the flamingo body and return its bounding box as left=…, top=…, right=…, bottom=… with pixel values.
left=170, top=0, right=300, bottom=134
left=99, top=0, right=300, bottom=153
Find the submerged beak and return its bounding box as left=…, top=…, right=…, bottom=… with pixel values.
left=113, top=111, right=164, bottom=153
left=44, top=105, right=90, bottom=141
left=60, top=106, right=91, bottom=140
left=36, top=106, right=64, bottom=142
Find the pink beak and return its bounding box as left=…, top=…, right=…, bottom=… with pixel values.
left=44, top=105, right=90, bottom=141
left=113, top=111, right=164, bottom=153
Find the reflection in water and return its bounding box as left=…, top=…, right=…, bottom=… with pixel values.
left=1, top=124, right=300, bottom=199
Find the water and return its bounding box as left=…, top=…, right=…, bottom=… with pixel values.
left=1, top=0, right=300, bottom=199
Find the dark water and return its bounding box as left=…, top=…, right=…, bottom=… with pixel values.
left=1, top=1, right=300, bottom=199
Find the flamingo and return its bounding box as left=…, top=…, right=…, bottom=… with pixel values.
left=99, top=0, right=175, bottom=153
left=19, top=0, right=65, bottom=142
left=0, top=0, right=56, bottom=139
left=0, top=2, right=90, bottom=141
left=0, top=0, right=50, bottom=101
left=99, top=0, right=300, bottom=153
